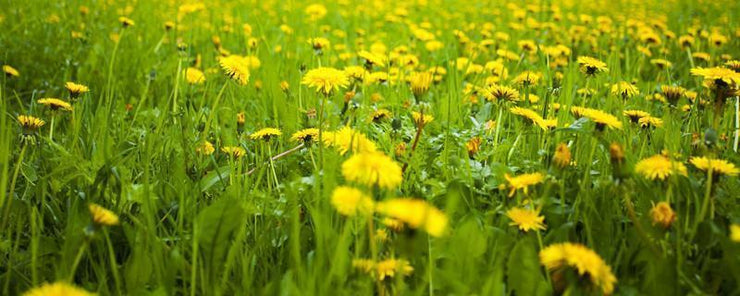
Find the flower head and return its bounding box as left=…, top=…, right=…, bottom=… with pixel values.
left=623, top=110, right=650, bottom=123
left=291, top=128, right=319, bottom=143
left=691, top=67, right=740, bottom=91
left=358, top=50, right=387, bottom=67
left=250, top=127, right=282, bottom=141
left=409, top=72, right=433, bottom=97
left=195, top=141, right=215, bottom=155
left=341, top=152, right=402, bottom=190
left=65, top=82, right=89, bottom=99
left=375, top=198, right=448, bottom=237
left=38, top=98, right=73, bottom=111
left=731, top=225, right=740, bottom=242
left=118, top=16, right=135, bottom=27
left=635, top=154, right=687, bottom=180
left=506, top=207, right=546, bottom=232
left=301, top=67, right=349, bottom=96
left=484, top=84, right=520, bottom=102
left=185, top=68, right=206, bottom=84
left=88, top=203, right=119, bottom=226
left=553, top=143, right=571, bottom=168
left=411, top=111, right=434, bottom=127
left=689, top=157, right=739, bottom=177
left=580, top=108, right=622, bottom=130
left=221, top=146, right=246, bottom=158
left=610, top=81, right=640, bottom=99
left=17, top=115, right=45, bottom=132
left=504, top=172, right=545, bottom=197
left=330, top=186, right=374, bottom=216
left=218, top=55, right=251, bottom=85
left=576, top=56, right=608, bottom=76
left=539, top=243, right=617, bottom=295
left=22, top=281, right=95, bottom=296
left=353, top=258, right=413, bottom=280
left=650, top=201, right=676, bottom=228
left=323, top=126, right=378, bottom=155
left=3, top=65, right=19, bottom=77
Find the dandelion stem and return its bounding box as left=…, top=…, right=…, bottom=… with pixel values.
left=1, top=143, right=27, bottom=230
left=694, top=168, right=714, bottom=237
left=68, top=239, right=89, bottom=282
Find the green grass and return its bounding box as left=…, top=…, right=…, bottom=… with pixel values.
left=2, top=0, right=740, bottom=295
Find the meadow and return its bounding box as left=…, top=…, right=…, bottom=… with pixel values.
left=2, top=0, right=740, bottom=295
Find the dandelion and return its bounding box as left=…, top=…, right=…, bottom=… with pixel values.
left=3, top=65, right=19, bottom=77
left=291, top=128, right=319, bottom=143
left=650, top=59, right=672, bottom=69
left=17, top=115, right=45, bottom=132
left=352, top=258, right=413, bottom=280
left=118, top=16, right=135, bottom=27
left=581, top=108, right=622, bottom=130
left=221, top=146, right=246, bottom=158
left=375, top=198, right=448, bottom=237
left=576, top=56, right=608, bottom=76
left=731, top=225, right=740, bottom=242
left=65, top=82, right=89, bottom=99
left=323, top=126, right=378, bottom=155
left=341, top=152, right=402, bottom=190
left=37, top=98, right=73, bottom=111
left=509, top=107, right=555, bottom=130
left=466, top=136, right=482, bottom=157
left=218, top=55, right=250, bottom=85
left=369, top=109, right=392, bottom=123
left=411, top=111, right=434, bottom=127
left=610, top=81, right=640, bottom=99
left=484, top=84, right=520, bottom=102
left=358, top=50, right=386, bottom=67
left=691, top=67, right=740, bottom=91
left=22, top=281, right=96, bottom=296
left=330, top=186, right=374, bottom=216
left=88, top=203, right=120, bottom=226
left=506, top=207, right=546, bottom=232
left=185, top=67, right=206, bottom=84
left=250, top=128, right=282, bottom=141
left=305, top=3, right=327, bottom=20
left=553, top=143, right=571, bottom=168
left=689, top=157, right=739, bottom=177
left=650, top=201, right=676, bottom=228
left=307, top=37, right=331, bottom=51
left=512, top=71, right=542, bottom=86
left=660, top=85, right=685, bottom=105
left=634, top=154, right=687, bottom=180
left=195, top=141, right=215, bottom=155
left=623, top=110, right=650, bottom=123
left=638, top=116, right=663, bottom=128
left=539, top=243, right=617, bottom=295
left=409, top=71, right=433, bottom=98
left=301, top=67, right=349, bottom=96
left=504, top=172, right=545, bottom=197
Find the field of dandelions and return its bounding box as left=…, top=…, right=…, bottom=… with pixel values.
left=2, top=0, right=740, bottom=295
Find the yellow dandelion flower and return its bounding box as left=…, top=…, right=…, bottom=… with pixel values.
left=330, top=186, right=374, bottom=216
left=17, top=115, right=45, bottom=131
left=576, top=56, right=608, bottom=76
left=635, top=154, right=688, bottom=180
left=88, top=203, right=119, bottom=226
left=65, top=82, right=89, bottom=99
left=504, top=172, right=545, bottom=197
left=411, top=111, right=434, bottom=126
left=22, top=281, right=96, bottom=296
left=731, top=224, right=740, bottom=242
left=623, top=110, right=650, bottom=123
left=506, top=207, right=546, bottom=232
left=581, top=108, right=622, bottom=130
left=195, top=141, right=215, bottom=155
left=484, top=84, right=520, bottom=102
left=660, top=85, right=686, bottom=104
left=691, top=67, right=740, bottom=89
left=553, top=143, right=571, bottom=168
left=250, top=127, right=282, bottom=140
left=37, top=98, right=73, bottom=111
left=218, top=55, right=250, bottom=85
left=369, top=109, right=392, bottom=122
left=323, top=126, right=378, bottom=155
left=509, top=107, right=554, bottom=130
left=638, top=116, right=663, bottom=128
left=689, top=157, right=739, bottom=177
left=610, top=81, right=640, bottom=99
left=118, top=16, right=135, bottom=27
left=305, top=3, right=327, bottom=20
left=358, top=50, right=387, bottom=67
left=290, top=128, right=319, bottom=143
left=466, top=136, right=482, bottom=157
left=307, top=37, right=331, bottom=51
left=221, top=146, right=246, bottom=158
left=539, top=243, right=617, bottom=295
left=375, top=198, right=448, bottom=237
left=512, top=71, right=542, bottom=86
left=3, top=65, right=19, bottom=77
left=409, top=72, right=433, bottom=97
left=352, top=258, right=413, bottom=280
left=650, top=59, right=672, bottom=69
left=341, top=152, right=402, bottom=190
left=301, top=67, right=349, bottom=96
left=185, top=67, right=206, bottom=84
left=650, top=201, right=676, bottom=228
